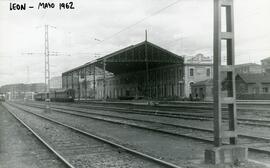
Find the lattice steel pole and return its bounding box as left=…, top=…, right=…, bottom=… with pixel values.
left=44, top=24, right=51, bottom=112
left=45, top=24, right=50, bottom=94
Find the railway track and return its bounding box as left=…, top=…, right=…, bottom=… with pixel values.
left=10, top=101, right=270, bottom=155
left=73, top=102, right=270, bottom=127
left=0, top=104, right=71, bottom=168
left=4, top=104, right=75, bottom=168
left=18, top=101, right=270, bottom=127
left=3, top=102, right=183, bottom=168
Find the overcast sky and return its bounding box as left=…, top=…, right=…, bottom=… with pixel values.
left=0, top=0, right=270, bottom=86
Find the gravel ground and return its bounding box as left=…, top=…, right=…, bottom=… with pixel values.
left=7, top=102, right=212, bottom=167
left=0, top=104, right=68, bottom=168
left=8, top=102, right=270, bottom=168
left=4, top=103, right=167, bottom=168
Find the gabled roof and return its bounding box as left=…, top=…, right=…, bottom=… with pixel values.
left=63, top=41, right=183, bottom=75
left=96, top=41, right=182, bottom=62
left=237, top=73, right=270, bottom=84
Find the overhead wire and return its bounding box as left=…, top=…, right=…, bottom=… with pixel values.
left=99, top=0, right=182, bottom=43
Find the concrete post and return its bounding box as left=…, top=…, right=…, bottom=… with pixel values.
left=205, top=0, right=247, bottom=164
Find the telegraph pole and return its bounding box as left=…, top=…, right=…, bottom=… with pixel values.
left=42, top=24, right=56, bottom=111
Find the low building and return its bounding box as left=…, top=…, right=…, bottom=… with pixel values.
left=261, top=57, right=270, bottom=73
left=0, top=83, right=46, bottom=100
left=191, top=72, right=270, bottom=100
left=190, top=79, right=213, bottom=101
left=236, top=73, right=270, bottom=100
left=236, top=73, right=270, bottom=94
left=234, top=63, right=263, bottom=74
left=184, top=54, right=213, bottom=97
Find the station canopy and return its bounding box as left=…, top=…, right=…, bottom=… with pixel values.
left=63, top=41, right=184, bottom=75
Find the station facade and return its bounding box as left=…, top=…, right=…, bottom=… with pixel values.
left=183, top=54, right=213, bottom=97
left=62, top=41, right=185, bottom=100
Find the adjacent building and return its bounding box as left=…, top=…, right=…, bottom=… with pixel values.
left=261, top=57, right=270, bottom=73
left=235, top=73, right=270, bottom=94
left=183, top=54, right=213, bottom=97
left=191, top=73, right=270, bottom=100
left=190, top=56, right=270, bottom=100
left=234, top=63, right=263, bottom=74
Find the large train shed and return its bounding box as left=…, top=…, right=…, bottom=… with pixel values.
left=62, top=41, right=184, bottom=100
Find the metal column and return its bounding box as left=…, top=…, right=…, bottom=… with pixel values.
left=84, top=67, right=87, bottom=99
left=77, top=71, right=80, bottom=101
left=93, top=65, right=96, bottom=99
left=213, top=0, right=237, bottom=147
left=71, top=73, right=74, bottom=90
left=66, top=75, right=68, bottom=89
left=64, top=75, right=67, bottom=89
left=103, top=59, right=106, bottom=100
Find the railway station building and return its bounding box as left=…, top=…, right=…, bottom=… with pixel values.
left=62, top=41, right=185, bottom=100
left=183, top=54, right=213, bottom=97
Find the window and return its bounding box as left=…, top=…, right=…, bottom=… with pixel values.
left=189, top=68, right=194, bottom=77
left=263, top=87, right=269, bottom=93
left=206, top=68, right=211, bottom=77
